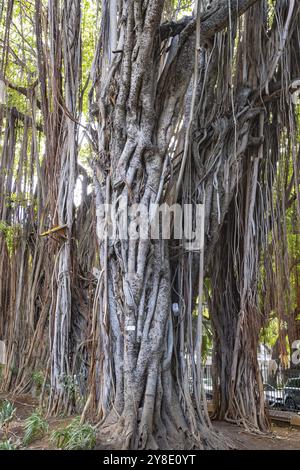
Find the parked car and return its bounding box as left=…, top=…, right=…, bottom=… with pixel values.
left=283, top=378, right=300, bottom=411
left=263, top=383, right=283, bottom=408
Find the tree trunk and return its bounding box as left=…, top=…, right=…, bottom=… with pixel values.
left=46, top=0, right=81, bottom=414
left=82, top=0, right=272, bottom=448
left=86, top=0, right=238, bottom=450
left=210, top=204, right=268, bottom=431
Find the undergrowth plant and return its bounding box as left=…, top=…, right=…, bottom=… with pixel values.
left=0, top=439, right=16, bottom=450
left=23, top=411, right=49, bottom=446
left=50, top=417, right=96, bottom=450
left=31, top=370, right=45, bottom=397
left=0, top=400, right=16, bottom=427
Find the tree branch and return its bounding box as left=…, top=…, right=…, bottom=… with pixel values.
left=159, top=0, right=259, bottom=42
left=0, top=104, right=43, bottom=132
left=1, top=77, right=42, bottom=110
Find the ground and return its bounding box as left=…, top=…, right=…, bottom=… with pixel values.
left=213, top=421, right=300, bottom=450
left=1, top=394, right=300, bottom=450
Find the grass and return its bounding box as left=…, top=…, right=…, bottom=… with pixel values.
left=0, top=400, right=16, bottom=427
left=0, top=439, right=16, bottom=450
left=23, top=411, right=49, bottom=446
left=50, top=417, right=96, bottom=450
left=32, top=370, right=44, bottom=391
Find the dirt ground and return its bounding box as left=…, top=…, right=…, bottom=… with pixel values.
left=1, top=393, right=300, bottom=450
left=213, top=420, right=300, bottom=450
left=0, top=393, right=73, bottom=449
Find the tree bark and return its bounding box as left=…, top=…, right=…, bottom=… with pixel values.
left=85, top=0, right=263, bottom=449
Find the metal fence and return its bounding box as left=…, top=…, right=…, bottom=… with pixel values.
left=202, top=364, right=300, bottom=412
left=260, top=365, right=300, bottom=411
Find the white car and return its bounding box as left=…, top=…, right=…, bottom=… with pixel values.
left=263, top=383, right=283, bottom=407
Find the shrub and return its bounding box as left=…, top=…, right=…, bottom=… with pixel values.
left=23, top=411, right=48, bottom=446
left=0, top=439, right=16, bottom=450
left=32, top=371, right=44, bottom=389
left=50, top=417, right=96, bottom=450
left=0, top=400, right=16, bottom=427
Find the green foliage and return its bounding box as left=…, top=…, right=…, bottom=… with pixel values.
left=0, top=400, right=16, bottom=427
left=163, top=0, right=193, bottom=20
left=0, top=220, right=20, bottom=254
left=201, top=333, right=211, bottom=364
left=50, top=417, right=96, bottom=450
left=260, top=317, right=279, bottom=349
left=23, top=411, right=48, bottom=446
left=0, top=439, right=16, bottom=450
left=5, top=192, right=33, bottom=209
left=61, top=374, right=77, bottom=393
left=81, top=0, right=98, bottom=116
left=32, top=370, right=44, bottom=391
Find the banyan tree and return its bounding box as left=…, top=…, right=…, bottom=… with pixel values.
left=0, top=0, right=300, bottom=450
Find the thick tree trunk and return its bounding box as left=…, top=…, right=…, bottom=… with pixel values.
left=91, top=228, right=223, bottom=448
left=86, top=0, right=235, bottom=450
left=47, top=0, right=81, bottom=414
left=193, top=0, right=300, bottom=432
left=210, top=209, right=267, bottom=431
left=85, top=0, right=278, bottom=449
left=209, top=157, right=269, bottom=431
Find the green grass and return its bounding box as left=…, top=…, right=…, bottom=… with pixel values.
left=0, top=439, right=16, bottom=450
left=32, top=370, right=44, bottom=389
left=50, top=417, right=96, bottom=450
left=23, top=411, right=49, bottom=446
left=0, top=400, right=16, bottom=426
